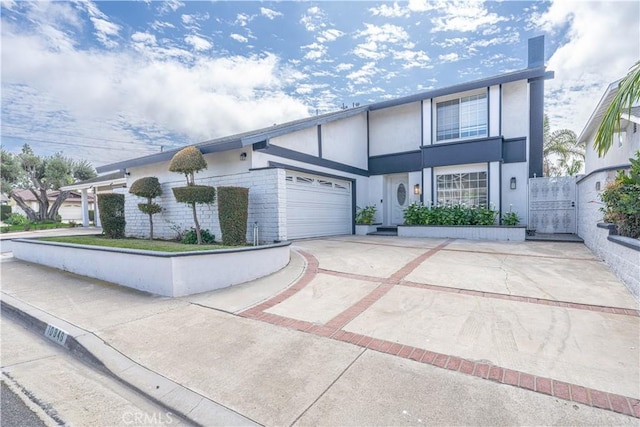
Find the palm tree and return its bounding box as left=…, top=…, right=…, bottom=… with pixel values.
left=595, top=60, right=640, bottom=156
left=543, top=115, right=584, bottom=176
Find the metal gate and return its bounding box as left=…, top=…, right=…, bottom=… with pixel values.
left=528, top=176, right=577, bottom=234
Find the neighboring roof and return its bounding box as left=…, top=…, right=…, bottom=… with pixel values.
left=10, top=189, right=94, bottom=202
left=97, top=65, right=553, bottom=174
left=60, top=171, right=127, bottom=191
left=577, top=81, right=640, bottom=145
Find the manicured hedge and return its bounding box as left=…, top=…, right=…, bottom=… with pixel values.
left=217, top=186, right=249, bottom=246
left=172, top=186, right=216, bottom=204
left=98, top=193, right=125, bottom=238
left=0, top=205, right=11, bottom=221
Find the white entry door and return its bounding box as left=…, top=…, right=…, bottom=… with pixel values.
left=387, top=174, right=409, bottom=225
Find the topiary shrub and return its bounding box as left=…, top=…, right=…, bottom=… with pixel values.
left=99, top=193, right=125, bottom=239
left=217, top=186, right=249, bottom=246
left=169, top=146, right=215, bottom=245
left=129, top=177, right=163, bottom=240
left=0, top=205, right=11, bottom=221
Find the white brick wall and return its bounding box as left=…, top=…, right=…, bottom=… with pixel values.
left=125, top=168, right=284, bottom=243
left=578, top=172, right=639, bottom=301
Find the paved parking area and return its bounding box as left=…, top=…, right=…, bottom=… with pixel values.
left=240, top=236, right=640, bottom=414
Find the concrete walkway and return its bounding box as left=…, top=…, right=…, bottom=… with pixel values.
left=1, top=235, right=639, bottom=426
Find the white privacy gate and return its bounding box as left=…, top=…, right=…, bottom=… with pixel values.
left=528, top=176, right=577, bottom=234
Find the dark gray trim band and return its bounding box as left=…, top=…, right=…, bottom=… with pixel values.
left=369, top=150, right=422, bottom=175
left=576, top=164, right=631, bottom=183
left=528, top=77, right=544, bottom=178
left=257, top=144, right=369, bottom=176
left=502, top=137, right=527, bottom=163
left=317, top=125, right=323, bottom=158
left=422, top=137, right=503, bottom=168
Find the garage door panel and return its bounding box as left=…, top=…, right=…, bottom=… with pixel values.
left=286, top=171, right=352, bottom=239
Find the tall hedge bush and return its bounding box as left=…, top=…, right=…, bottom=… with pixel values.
left=217, top=186, right=249, bottom=246
left=0, top=205, right=11, bottom=221
left=99, top=193, right=125, bottom=239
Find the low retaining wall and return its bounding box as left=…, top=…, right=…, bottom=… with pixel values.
left=398, top=225, right=526, bottom=241
left=589, top=224, right=639, bottom=300
left=11, top=239, right=291, bottom=297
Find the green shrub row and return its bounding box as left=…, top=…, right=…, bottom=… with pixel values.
left=403, top=203, right=498, bottom=226
left=99, top=193, right=126, bottom=239
left=601, top=151, right=640, bottom=238
left=172, top=185, right=216, bottom=204
left=355, top=205, right=376, bottom=225
left=181, top=228, right=215, bottom=244
left=217, top=186, right=249, bottom=246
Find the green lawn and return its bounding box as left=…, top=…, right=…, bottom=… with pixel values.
left=0, top=222, right=74, bottom=233
left=39, top=235, right=229, bottom=252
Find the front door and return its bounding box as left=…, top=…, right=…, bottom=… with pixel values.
left=387, top=174, right=409, bottom=225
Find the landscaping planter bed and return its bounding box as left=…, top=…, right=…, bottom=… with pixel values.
left=11, top=238, right=291, bottom=297
left=398, top=225, right=526, bottom=241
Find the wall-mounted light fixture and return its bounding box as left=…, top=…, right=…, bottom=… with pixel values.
left=413, top=184, right=421, bottom=195
left=125, top=171, right=131, bottom=176
left=510, top=177, right=517, bottom=190
left=595, top=181, right=601, bottom=191
left=240, top=152, right=247, bottom=161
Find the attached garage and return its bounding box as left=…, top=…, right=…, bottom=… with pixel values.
left=285, top=171, right=353, bottom=239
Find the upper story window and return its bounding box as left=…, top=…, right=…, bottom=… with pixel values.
left=436, top=93, right=487, bottom=142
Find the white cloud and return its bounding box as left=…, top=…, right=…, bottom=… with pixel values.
left=1, top=19, right=310, bottom=165
left=235, top=13, right=255, bottom=27
left=184, top=34, right=212, bottom=51
left=407, top=0, right=438, bottom=13
left=335, top=63, right=354, bottom=72
left=356, top=23, right=410, bottom=44
left=300, top=6, right=326, bottom=32
left=318, top=28, right=344, bottom=43
left=369, top=3, right=410, bottom=18
left=438, top=52, right=459, bottom=63
left=538, top=1, right=640, bottom=132
left=302, top=42, right=327, bottom=60
left=157, top=0, right=184, bottom=15
left=81, top=1, right=121, bottom=48
left=394, top=50, right=431, bottom=69
left=150, top=20, right=175, bottom=31
left=346, top=62, right=378, bottom=85
left=431, top=1, right=507, bottom=33
left=260, top=7, right=282, bottom=20
left=353, top=41, right=386, bottom=61
left=230, top=33, right=248, bottom=43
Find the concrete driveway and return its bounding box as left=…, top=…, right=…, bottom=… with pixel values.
left=240, top=236, right=639, bottom=412
left=2, top=234, right=638, bottom=424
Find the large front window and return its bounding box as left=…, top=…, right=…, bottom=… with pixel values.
left=436, top=93, right=487, bottom=142
left=436, top=172, right=487, bottom=207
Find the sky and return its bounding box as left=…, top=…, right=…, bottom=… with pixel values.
left=1, top=0, right=639, bottom=169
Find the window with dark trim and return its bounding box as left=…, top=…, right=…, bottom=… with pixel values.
left=436, top=171, right=487, bottom=206
left=436, top=93, right=487, bottom=142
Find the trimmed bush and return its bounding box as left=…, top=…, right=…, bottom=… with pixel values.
left=168, top=146, right=207, bottom=179
left=172, top=186, right=216, bottom=204
left=130, top=177, right=163, bottom=240
left=99, top=193, right=125, bottom=239
left=218, top=186, right=249, bottom=246
left=404, top=203, right=498, bottom=226
left=6, top=213, right=28, bottom=226
left=0, top=205, right=11, bottom=221
left=355, top=205, right=376, bottom=225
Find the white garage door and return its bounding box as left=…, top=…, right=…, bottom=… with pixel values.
left=286, top=171, right=352, bottom=239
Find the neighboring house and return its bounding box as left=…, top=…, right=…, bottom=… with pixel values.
left=9, top=190, right=95, bottom=222
left=60, top=171, right=128, bottom=227
left=576, top=82, right=640, bottom=298
left=97, top=37, right=553, bottom=242
left=576, top=82, right=640, bottom=246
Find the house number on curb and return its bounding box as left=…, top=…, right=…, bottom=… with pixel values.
left=45, top=324, right=68, bottom=346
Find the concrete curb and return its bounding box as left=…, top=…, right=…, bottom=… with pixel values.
left=1, top=294, right=259, bottom=427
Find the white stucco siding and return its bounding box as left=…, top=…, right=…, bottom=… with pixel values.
left=423, top=168, right=433, bottom=205
left=584, top=120, right=639, bottom=174
left=270, top=126, right=319, bottom=156
left=369, top=102, right=421, bottom=156
left=321, top=113, right=368, bottom=170
left=501, top=163, right=529, bottom=225
left=501, top=80, right=528, bottom=139
left=366, top=175, right=384, bottom=224
left=489, top=85, right=501, bottom=137
left=125, top=168, right=284, bottom=243
left=422, top=100, right=432, bottom=146
left=489, top=161, right=500, bottom=210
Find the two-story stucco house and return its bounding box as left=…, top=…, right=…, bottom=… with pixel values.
left=97, top=37, right=553, bottom=243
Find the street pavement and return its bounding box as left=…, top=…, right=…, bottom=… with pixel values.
left=1, top=233, right=638, bottom=426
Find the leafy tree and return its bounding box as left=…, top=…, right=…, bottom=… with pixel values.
left=1, top=144, right=97, bottom=221
left=543, top=115, right=584, bottom=176
left=169, top=146, right=215, bottom=245
left=129, top=177, right=162, bottom=240
left=595, top=61, right=640, bottom=156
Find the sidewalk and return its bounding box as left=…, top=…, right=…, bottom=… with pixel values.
left=1, top=242, right=638, bottom=426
